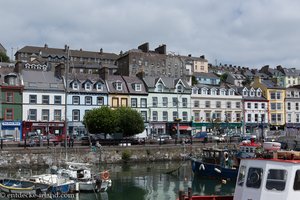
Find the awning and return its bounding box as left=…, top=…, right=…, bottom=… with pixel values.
left=173, top=125, right=192, bottom=131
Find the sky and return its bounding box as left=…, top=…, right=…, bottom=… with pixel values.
left=2, top=0, right=300, bottom=69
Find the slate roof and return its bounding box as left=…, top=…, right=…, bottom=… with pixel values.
left=122, top=76, right=147, bottom=95
left=105, top=75, right=129, bottom=94
left=261, top=79, right=284, bottom=89
left=194, top=72, right=219, bottom=79
left=22, top=70, right=64, bottom=91
left=67, top=73, right=108, bottom=93
left=143, top=76, right=191, bottom=90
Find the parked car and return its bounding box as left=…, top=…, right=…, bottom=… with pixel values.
left=2, top=134, right=15, bottom=141
left=156, top=135, right=172, bottom=144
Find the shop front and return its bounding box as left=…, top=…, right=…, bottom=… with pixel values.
left=1, top=121, right=22, bottom=141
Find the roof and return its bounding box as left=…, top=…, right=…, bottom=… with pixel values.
left=194, top=72, right=219, bottom=79
left=105, top=75, right=129, bottom=94
left=67, top=73, right=108, bottom=93
left=261, top=79, right=284, bottom=89
left=143, top=76, right=191, bottom=90
left=17, top=45, right=119, bottom=60
left=22, top=70, right=64, bottom=91
left=121, top=76, right=147, bottom=95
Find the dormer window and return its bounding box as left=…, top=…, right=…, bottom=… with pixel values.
left=177, top=85, right=183, bottom=93
left=85, top=83, right=91, bottom=91
left=250, top=90, right=255, bottom=97
left=211, top=89, right=217, bottom=95
left=192, top=88, right=198, bottom=94
left=229, top=90, right=234, bottom=96
left=115, top=82, right=122, bottom=91
left=73, top=82, right=79, bottom=90
left=243, top=90, right=248, bottom=96
left=134, top=83, right=142, bottom=91
left=220, top=89, right=226, bottom=96
left=157, top=84, right=164, bottom=92
left=257, top=90, right=261, bottom=97
left=201, top=88, right=208, bottom=95
left=96, top=83, right=103, bottom=91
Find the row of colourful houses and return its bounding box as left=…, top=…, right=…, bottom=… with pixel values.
left=0, top=60, right=299, bottom=140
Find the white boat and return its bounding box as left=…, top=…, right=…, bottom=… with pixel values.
left=29, top=174, right=76, bottom=194
left=56, top=162, right=112, bottom=192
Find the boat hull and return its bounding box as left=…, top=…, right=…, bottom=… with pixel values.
left=191, top=159, right=238, bottom=180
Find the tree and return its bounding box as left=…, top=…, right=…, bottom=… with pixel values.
left=191, top=75, right=198, bottom=86
left=0, top=52, right=9, bottom=62
left=116, top=107, right=145, bottom=137
left=220, top=73, right=228, bottom=83
left=83, top=106, right=118, bottom=138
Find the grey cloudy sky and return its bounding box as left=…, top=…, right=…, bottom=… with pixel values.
left=2, top=0, right=300, bottom=68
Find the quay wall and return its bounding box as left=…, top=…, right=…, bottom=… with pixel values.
left=0, top=143, right=237, bottom=168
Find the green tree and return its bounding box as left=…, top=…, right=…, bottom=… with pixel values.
left=191, top=75, right=198, bottom=86
left=0, top=52, right=9, bottom=62
left=83, top=106, right=118, bottom=138
left=220, top=73, right=228, bottom=83
left=116, top=107, right=145, bottom=137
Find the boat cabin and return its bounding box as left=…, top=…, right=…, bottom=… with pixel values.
left=201, top=148, right=237, bottom=168
left=234, top=151, right=300, bottom=200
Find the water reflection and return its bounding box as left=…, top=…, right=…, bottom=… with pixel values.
left=1, top=161, right=235, bottom=200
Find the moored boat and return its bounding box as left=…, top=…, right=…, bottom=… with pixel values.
left=181, top=143, right=300, bottom=200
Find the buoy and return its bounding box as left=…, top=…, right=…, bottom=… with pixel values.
left=199, top=164, right=205, bottom=171
left=101, top=170, right=110, bottom=180
left=222, top=179, right=227, bottom=184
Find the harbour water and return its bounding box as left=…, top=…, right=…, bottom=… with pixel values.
left=3, top=161, right=235, bottom=200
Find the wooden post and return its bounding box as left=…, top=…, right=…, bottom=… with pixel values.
left=188, top=187, right=192, bottom=199
left=179, top=190, right=185, bottom=200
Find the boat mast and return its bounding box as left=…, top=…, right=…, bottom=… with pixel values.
left=64, top=45, right=69, bottom=161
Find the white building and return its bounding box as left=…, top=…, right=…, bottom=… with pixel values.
left=239, top=87, right=269, bottom=136
left=191, top=85, right=243, bottom=134
left=285, top=86, right=300, bottom=135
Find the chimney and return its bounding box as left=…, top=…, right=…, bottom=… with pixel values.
left=54, top=63, right=64, bottom=78
left=188, top=54, right=191, bottom=57
left=80, top=48, right=82, bottom=51
left=44, top=44, right=48, bottom=49
left=138, top=42, right=149, bottom=53
left=99, top=66, right=109, bottom=80
left=100, top=48, right=103, bottom=54
left=64, top=45, right=68, bottom=52
left=136, top=71, right=145, bottom=80
left=200, top=55, right=205, bottom=59
left=119, top=50, right=123, bottom=56
left=155, top=44, right=166, bottom=54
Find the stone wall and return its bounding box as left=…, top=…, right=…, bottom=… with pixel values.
left=0, top=143, right=236, bottom=168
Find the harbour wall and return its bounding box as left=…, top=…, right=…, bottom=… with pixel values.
left=0, top=143, right=237, bottom=168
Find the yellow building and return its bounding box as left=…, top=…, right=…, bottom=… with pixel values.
left=252, top=76, right=286, bottom=130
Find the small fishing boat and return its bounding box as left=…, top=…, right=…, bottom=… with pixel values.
left=0, top=178, right=50, bottom=197
left=191, top=148, right=238, bottom=181
left=55, top=162, right=112, bottom=192
left=236, top=137, right=261, bottom=159
left=29, top=174, right=76, bottom=194
left=180, top=142, right=300, bottom=200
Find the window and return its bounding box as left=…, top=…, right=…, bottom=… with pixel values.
left=134, top=83, right=141, bottom=91
left=270, top=92, right=276, bottom=100
left=182, top=112, right=188, bottom=121
left=296, top=103, right=299, bottom=110
left=85, top=96, right=92, bottom=105
left=97, top=97, right=104, bottom=105
left=5, top=108, right=13, bottom=120
left=177, top=85, right=184, bottom=93
left=266, top=169, right=287, bottom=191
left=173, top=111, right=178, bottom=120
left=261, top=114, right=265, bottom=122
left=271, top=103, right=276, bottom=110
left=152, top=97, right=158, bottom=107
left=96, top=83, right=103, bottom=91
left=163, top=111, right=168, bottom=121
left=205, top=101, right=210, bottom=108
left=6, top=92, right=13, bottom=103
left=276, top=92, right=281, bottom=100
left=277, top=103, right=282, bottom=110
left=72, top=96, right=80, bottom=105
left=42, top=95, right=49, bottom=104
left=115, top=82, right=122, bottom=91
left=29, top=95, right=37, bottom=104
left=54, top=96, right=62, bottom=104
left=202, top=88, right=208, bottom=95
left=271, top=114, right=276, bottom=123
left=28, top=109, right=37, bottom=121
left=140, top=111, right=147, bottom=122
left=152, top=111, right=158, bottom=121
left=246, top=167, right=263, bottom=188
left=220, top=89, right=226, bottom=95
left=227, top=102, right=231, bottom=109
left=73, top=82, right=79, bottom=90
left=216, top=101, right=221, bottom=108
left=227, top=112, right=232, bottom=122
left=194, top=100, right=199, bottom=107
left=157, top=84, right=163, bottom=92
left=131, top=98, right=137, bottom=107
left=287, top=102, right=291, bottom=110
left=247, top=114, right=251, bottom=122
left=54, top=110, right=61, bottom=121
left=72, top=110, right=80, bottom=121
left=288, top=114, right=292, bottom=123
left=297, top=114, right=300, bottom=123
left=243, top=90, right=248, bottom=96
left=182, top=98, right=187, bottom=108
left=237, top=165, right=246, bottom=186
left=261, top=103, right=265, bottom=109
left=294, top=170, right=300, bottom=190
left=173, top=98, right=178, bottom=107
left=194, top=112, right=200, bottom=121
left=236, top=102, right=240, bottom=108
left=277, top=114, right=282, bottom=122
left=247, top=103, right=251, bottom=109
left=162, top=97, right=168, bottom=107
left=254, top=103, right=258, bottom=109
left=250, top=91, right=254, bottom=96
left=229, top=90, right=234, bottom=95
left=85, top=83, right=91, bottom=90
left=255, top=114, right=258, bottom=122
left=236, top=113, right=241, bottom=122
left=205, top=112, right=211, bottom=122
left=140, top=98, right=147, bottom=108
left=42, top=109, right=49, bottom=121
left=257, top=91, right=261, bottom=97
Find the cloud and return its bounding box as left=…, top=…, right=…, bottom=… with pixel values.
left=1, top=0, right=300, bottom=68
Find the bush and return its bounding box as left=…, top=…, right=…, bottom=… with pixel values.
left=122, top=149, right=132, bottom=162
